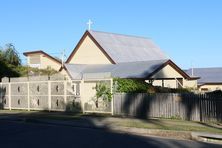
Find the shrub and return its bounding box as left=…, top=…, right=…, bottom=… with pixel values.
left=113, top=78, right=191, bottom=93
left=15, top=66, right=58, bottom=77
left=151, top=86, right=190, bottom=93
left=93, top=82, right=112, bottom=108
left=206, top=90, right=222, bottom=95
left=113, top=78, right=151, bottom=93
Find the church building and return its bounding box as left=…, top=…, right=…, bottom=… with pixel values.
left=62, top=30, right=198, bottom=89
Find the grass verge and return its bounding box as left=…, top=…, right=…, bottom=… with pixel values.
left=112, top=118, right=222, bottom=134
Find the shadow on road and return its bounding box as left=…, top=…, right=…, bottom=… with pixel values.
left=0, top=110, right=221, bottom=148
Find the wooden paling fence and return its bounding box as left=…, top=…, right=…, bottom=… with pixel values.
left=113, top=93, right=222, bottom=122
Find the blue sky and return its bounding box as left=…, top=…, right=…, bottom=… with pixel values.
left=0, top=0, right=221, bottom=69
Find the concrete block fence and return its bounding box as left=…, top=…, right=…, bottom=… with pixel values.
left=0, top=75, right=81, bottom=112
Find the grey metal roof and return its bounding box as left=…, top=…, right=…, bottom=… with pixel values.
left=186, top=68, right=222, bottom=84
left=89, top=30, right=168, bottom=63
left=65, top=60, right=168, bottom=80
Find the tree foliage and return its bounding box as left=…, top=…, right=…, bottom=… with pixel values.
left=0, top=44, right=21, bottom=78
left=113, top=78, right=190, bottom=93
left=93, top=82, right=112, bottom=108
left=0, top=44, right=20, bottom=78
left=15, top=66, right=58, bottom=77
left=2, top=43, right=21, bottom=66
left=0, top=59, right=20, bottom=78
left=113, top=78, right=151, bottom=93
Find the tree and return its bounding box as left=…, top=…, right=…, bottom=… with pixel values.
left=3, top=43, right=21, bottom=66
left=0, top=49, right=4, bottom=61
left=0, top=44, right=21, bottom=78
left=0, top=58, right=20, bottom=78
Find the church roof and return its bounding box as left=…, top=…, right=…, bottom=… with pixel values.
left=64, top=59, right=197, bottom=80
left=66, top=30, right=168, bottom=63
left=64, top=60, right=168, bottom=79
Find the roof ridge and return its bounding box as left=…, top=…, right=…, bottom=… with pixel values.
left=65, top=63, right=88, bottom=66
left=89, top=30, right=152, bottom=40
left=188, top=67, right=222, bottom=70
left=115, top=59, right=169, bottom=64
left=65, top=59, right=169, bottom=66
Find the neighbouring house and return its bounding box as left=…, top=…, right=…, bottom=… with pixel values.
left=62, top=30, right=199, bottom=89
left=23, top=50, right=62, bottom=71
left=186, top=68, right=222, bottom=92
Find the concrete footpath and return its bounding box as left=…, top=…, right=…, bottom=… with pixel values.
left=0, top=114, right=222, bottom=145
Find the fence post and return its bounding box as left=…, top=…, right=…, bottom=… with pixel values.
left=199, top=94, right=202, bottom=122
left=64, top=81, right=67, bottom=108
left=0, top=82, right=2, bottom=106
left=27, top=82, right=30, bottom=111
left=48, top=81, right=51, bottom=111
left=8, top=82, right=11, bottom=110
left=110, top=78, right=114, bottom=115
left=80, top=79, right=85, bottom=113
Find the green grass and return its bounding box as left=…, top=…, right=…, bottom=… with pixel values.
left=113, top=118, right=222, bottom=134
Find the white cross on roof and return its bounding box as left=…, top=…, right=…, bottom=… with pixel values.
left=87, top=19, right=93, bottom=31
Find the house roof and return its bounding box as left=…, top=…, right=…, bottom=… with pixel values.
left=64, top=59, right=197, bottom=80
left=23, top=50, right=62, bottom=64
left=66, top=30, right=168, bottom=63
left=186, top=68, right=222, bottom=85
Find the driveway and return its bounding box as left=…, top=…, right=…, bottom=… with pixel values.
left=0, top=120, right=221, bottom=148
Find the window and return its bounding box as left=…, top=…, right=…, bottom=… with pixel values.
left=201, top=88, right=208, bottom=91
left=29, top=55, right=40, bottom=64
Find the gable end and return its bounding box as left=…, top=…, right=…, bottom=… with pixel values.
left=66, top=31, right=115, bottom=64
left=147, top=60, right=198, bottom=80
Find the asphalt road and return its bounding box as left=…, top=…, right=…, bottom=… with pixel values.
left=0, top=120, right=221, bottom=148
